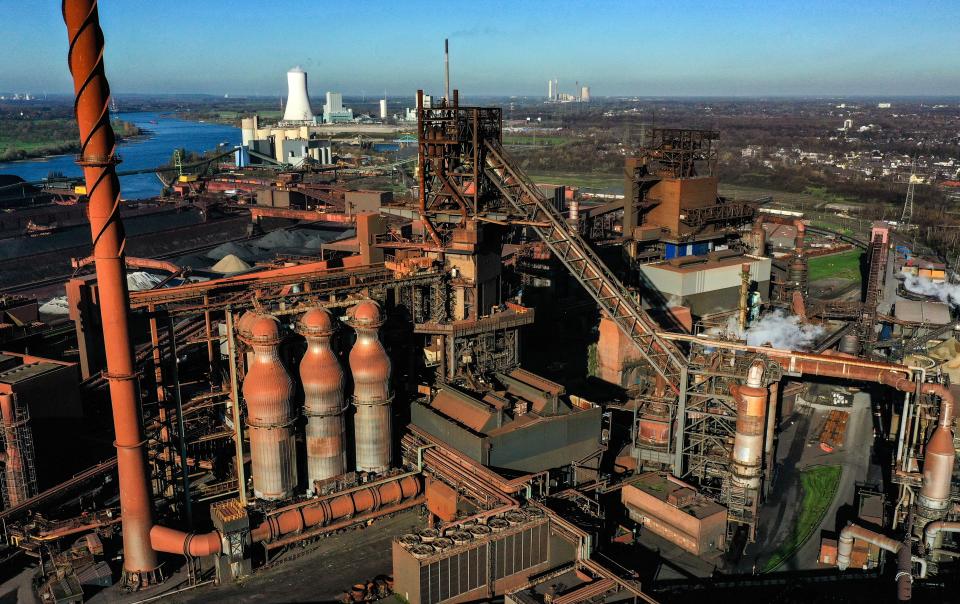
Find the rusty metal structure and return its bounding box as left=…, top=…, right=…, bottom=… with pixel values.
left=298, top=308, right=347, bottom=490
left=62, top=0, right=159, bottom=585
left=348, top=301, right=392, bottom=474
left=241, top=314, right=296, bottom=501
left=0, top=7, right=946, bottom=602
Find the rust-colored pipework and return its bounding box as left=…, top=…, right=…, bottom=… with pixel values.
left=837, top=522, right=911, bottom=601
left=62, top=0, right=158, bottom=584
left=731, top=362, right=767, bottom=492
left=923, top=520, right=960, bottom=551
left=298, top=308, right=347, bottom=489
left=241, top=314, right=297, bottom=500
left=794, top=220, right=806, bottom=254
left=348, top=301, right=392, bottom=474
left=149, top=474, right=421, bottom=558
left=251, top=474, right=421, bottom=543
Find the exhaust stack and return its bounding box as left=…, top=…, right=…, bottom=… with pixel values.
left=62, top=0, right=159, bottom=585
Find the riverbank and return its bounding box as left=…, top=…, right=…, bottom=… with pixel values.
left=0, top=118, right=145, bottom=162
left=0, top=112, right=239, bottom=199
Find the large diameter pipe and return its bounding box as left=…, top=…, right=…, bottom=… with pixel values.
left=62, top=0, right=158, bottom=583
left=151, top=474, right=422, bottom=557
left=241, top=314, right=297, bottom=500
left=837, top=522, right=902, bottom=569
left=298, top=308, right=347, bottom=490
left=837, top=523, right=911, bottom=601
left=731, top=362, right=767, bottom=491
left=924, top=520, right=960, bottom=550
left=252, top=474, right=421, bottom=543
left=348, top=301, right=392, bottom=474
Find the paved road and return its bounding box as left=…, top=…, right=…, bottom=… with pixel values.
left=743, top=390, right=875, bottom=573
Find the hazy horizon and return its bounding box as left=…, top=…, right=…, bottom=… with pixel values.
left=2, top=0, right=959, bottom=98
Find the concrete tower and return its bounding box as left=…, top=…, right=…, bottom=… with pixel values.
left=282, top=66, right=314, bottom=122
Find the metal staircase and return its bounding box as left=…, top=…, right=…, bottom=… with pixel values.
left=483, top=140, right=686, bottom=394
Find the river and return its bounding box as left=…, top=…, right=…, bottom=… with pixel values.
left=0, top=111, right=240, bottom=199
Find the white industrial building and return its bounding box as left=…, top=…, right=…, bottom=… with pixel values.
left=323, top=92, right=354, bottom=124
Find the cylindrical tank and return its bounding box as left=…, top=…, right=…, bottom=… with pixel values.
left=241, top=313, right=297, bottom=500
left=749, top=220, right=766, bottom=256
left=348, top=301, right=392, bottom=474
left=731, top=362, right=768, bottom=492
left=241, top=117, right=256, bottom=147
left=919, top=425, right=954, bottom=514
left=839, top=333, right=860, bottom=355
left=788, top=258, right=808, bottom=292
left=298, top=308, right=347, bottom=490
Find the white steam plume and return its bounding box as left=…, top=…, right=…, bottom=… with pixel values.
left=903, top=274, right=960, bottom=307
left=709, top=309, right=825, bottom=351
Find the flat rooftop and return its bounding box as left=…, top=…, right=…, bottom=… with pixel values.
left=628, top=472, right=726, bottom=520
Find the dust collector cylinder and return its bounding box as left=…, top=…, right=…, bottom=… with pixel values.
left=298, top=308, right=347, bottom=490
left=348, top=301, right=392, bottom=474
left=731, top=362, right=768, bottom=492
left=241, top=313, right=297, bottom=500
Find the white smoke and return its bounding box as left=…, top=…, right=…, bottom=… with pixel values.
left=903, top=274, right=960, bottom=307
left=708, top=309, right=825, bottom=351
left=743, top=310, right=825, bottom=350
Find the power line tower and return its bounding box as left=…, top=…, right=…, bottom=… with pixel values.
left=901, top=160, right=916, bottom=226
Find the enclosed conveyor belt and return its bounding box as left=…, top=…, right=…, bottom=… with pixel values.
left=482, top=141, right=686, bottom=394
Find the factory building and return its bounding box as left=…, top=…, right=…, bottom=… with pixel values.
left=323, top=91, right=354, bottom=123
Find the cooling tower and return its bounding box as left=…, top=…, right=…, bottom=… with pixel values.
left=283, top=66, right=314, bottom=122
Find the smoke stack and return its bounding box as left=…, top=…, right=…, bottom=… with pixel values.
left=731, top=362, right=767, bottom=494
left=282, top=66, right=314, bottom=122
left=444, top=39, right=450, bottom=103
left=738, top=263, right=751, bottom=332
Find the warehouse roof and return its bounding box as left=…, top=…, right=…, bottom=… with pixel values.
left=894, top=300, right=951, bottom=324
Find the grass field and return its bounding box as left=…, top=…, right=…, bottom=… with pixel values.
left=503, top=134, right=569, bottom=146
left=762, top=465, right=842, bottom=573
left=808, top=250, right=863, bottom=282
left=527, top=171, right=622, bottom=192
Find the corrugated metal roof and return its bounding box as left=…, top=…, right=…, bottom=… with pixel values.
left=894, top=300, right=951, bottom=324
left=430, top=387, right=496, bottom=433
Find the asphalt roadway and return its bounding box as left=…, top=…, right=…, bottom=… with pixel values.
left=743, top=390, right=876, bottom=574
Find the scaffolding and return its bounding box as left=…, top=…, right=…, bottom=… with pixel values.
left=0, top=393, right=39, bottom=509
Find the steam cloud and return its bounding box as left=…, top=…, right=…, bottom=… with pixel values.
left=903, top=275, right=960, bottom=307
left=711, top=309, right=825, bottom=351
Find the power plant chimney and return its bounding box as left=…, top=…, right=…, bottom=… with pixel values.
left=282, top=66, right=314, bottom=122
left=444, top=38, right=450, bottom=103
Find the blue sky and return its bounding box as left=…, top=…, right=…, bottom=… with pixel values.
left=1, top=0, right=958, bottom=97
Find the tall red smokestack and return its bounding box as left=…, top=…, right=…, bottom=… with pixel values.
left=62, top=0, right=158, bottom=586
